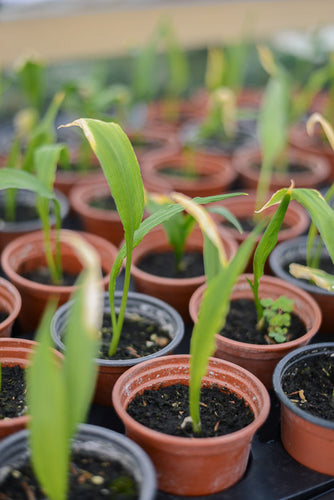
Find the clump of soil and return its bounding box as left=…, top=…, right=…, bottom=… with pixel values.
left=137, top=250, right=204, bottom=279
left=127, top=383, right=254, bottom=438
left=221, top=298, right=306, bottom=345
left=89, top=195, right=117, bottom=211
left=0, top=365, right=27, bottom=419
left=0, top=451, right=138, bottom=499
left=98, top=313, right=172, bottom=360
left=282, top=353, right=334, bottom=421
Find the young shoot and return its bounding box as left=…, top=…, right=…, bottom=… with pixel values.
left=27, top=232, right=103, bottom=500
left=259, top=296, right=294, bottom=343
left=0, top=142, right=68, bottom=284
left=61, top=119, right=249, bottom=359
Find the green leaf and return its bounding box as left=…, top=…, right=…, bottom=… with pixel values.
left=251, top=192, right=291, bottom=320
left=189, top=227, right=260, bottom=433
left=256, top=72, right=289, bottom=208
left=27, top=303, right=69, bottom=500
left=0, top=168, right=55, bottom=199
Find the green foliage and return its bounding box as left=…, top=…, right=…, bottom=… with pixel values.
left=27, top=233, right=102, bottom=500
left=260, top=296, right=294, bottom=343
left=131, top=18, right=189, bottom=102
left=15, top=56, right=46, bottom=113
left=256, top=70, right=290, bottom=209
left=189, top=226, right=261, bottom=434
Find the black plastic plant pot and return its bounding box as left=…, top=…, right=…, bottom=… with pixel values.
left=269, top=236, right=334, bottom=332
left=50, top=291, right=185, bottom=405
left=272, top=343, right=334, bottom=476
left=0, top=423, right=157, bottom=499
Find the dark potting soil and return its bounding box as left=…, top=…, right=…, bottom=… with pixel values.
left=196, top=129, right=253, bottom=155
left=0, top=204, right=39, bottom=223
left=127, top=383, right=254, bottom=438
left=137, top=250, right=204, bottom=279
left=22, top=268, right=78, bottom=286
left=0, top=451, right=138, bottom=499
left=158, top=165, right=207, bottom=181
left=89, top=195, right=117, bottom=211
left=98, top=313, right=172, bottom=360
left=221, top=298, right=306, bottom=345
left=0, top=311, right=9, bottom=323
left=0, top=365, right=27, bottom=419
left=250, top=161, right=310, bottom=176
left=282, top=353, right=334, bottom=421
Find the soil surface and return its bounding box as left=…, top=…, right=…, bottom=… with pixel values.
left=0, top=311, right=9, bottom=323
left=137, top=250, right=204, bottom=279
left=97, top=313, right=172, bottom=360
left=127, top=383, right=254, bottom=438
left=158, top=165, right=208, bottom=181
left=0, top=204, right=39, bottom=223
left=22, top=268, right=78, bottom=287
left=89, top=195, right=117, bottom=211
left=0, top=451, right=138, bottom=499
left=0, top=365, right=27, bottom=419
left=250, top=161, right=310, bottom=176
left=282, top=353, right=334, bottom=421
left=221, top=298, right=306, bottom=345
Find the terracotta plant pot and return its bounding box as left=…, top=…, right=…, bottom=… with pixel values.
left=112, top=354, right=270, bottom=496
left=51, top=291, right=184, bottom=406
left=0, top=424, right=157, bottom=499
left=69, top=180, right=124, bottom=246
left=273, top=343, right=334, bottom=476
left=213, top=192, right=310, bottom=273
left=126, top=126, right=179, bottom=166
left=54, top=150, right=105, bottom=197
left=189, top=274, right=322, bottom=388
left=145, top=95, right=207, bottom=134
left=269, top=236, right=333, bottom=333
left=289, top=124, right=334, bottom=181
left=141, top=149, right=237, bottom=198
left=131, top=225, right=238, bottom=320
left=0, top=188, right=69, bottom=253
left=1, top=229, right=118, bottom=334
left=233, top=146, right=331, bottom=191
left=0, top=338, right=63, bottom=440
left=0, top=278, right=22, bottom=337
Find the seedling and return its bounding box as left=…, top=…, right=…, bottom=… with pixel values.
left=61, top=119, right=247, bottom=359
left=0, top=142, right=69, bottom=284
left=27, top=232, right=103, bottom=500
left=259, top=296, right=294, bottom=343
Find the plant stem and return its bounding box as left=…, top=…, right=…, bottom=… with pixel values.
left=108, top=236, right=133, bottom=357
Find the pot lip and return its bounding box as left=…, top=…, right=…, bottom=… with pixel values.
left=69, top=181, right=120, bottom=221
left=189, top=273, right=322, bottom=353
left=233, top=145, right=331, bottom=184
left=1, top=229, right=115, bottom=293
left=272, top=342, right=334, bottom=431
left=269, top=235, right=334, bottom=297
left=0, top=277, right=22, bottom=329
left=51, top=290, right=185, bottom=367
left=0, top=423, right=157, bottom=499
left=0, top=188, right=69, bottom=233
left=112, top=353, right=271, bottom=446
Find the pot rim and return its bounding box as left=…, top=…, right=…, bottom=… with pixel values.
left=112, top=353, right=271, bottom=446
left=272, top=342, right=334, bottom=431
left=1, top=229, right=116, bottom=293
left=0, top=188, right=69, bottom=233
left=189, top=273, right=322, bottom=353
left=0, top=277, right=22, bottom=330
left=269, top=235, right=334, bottom=296
left=51, top=290, right=185, bottom=367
